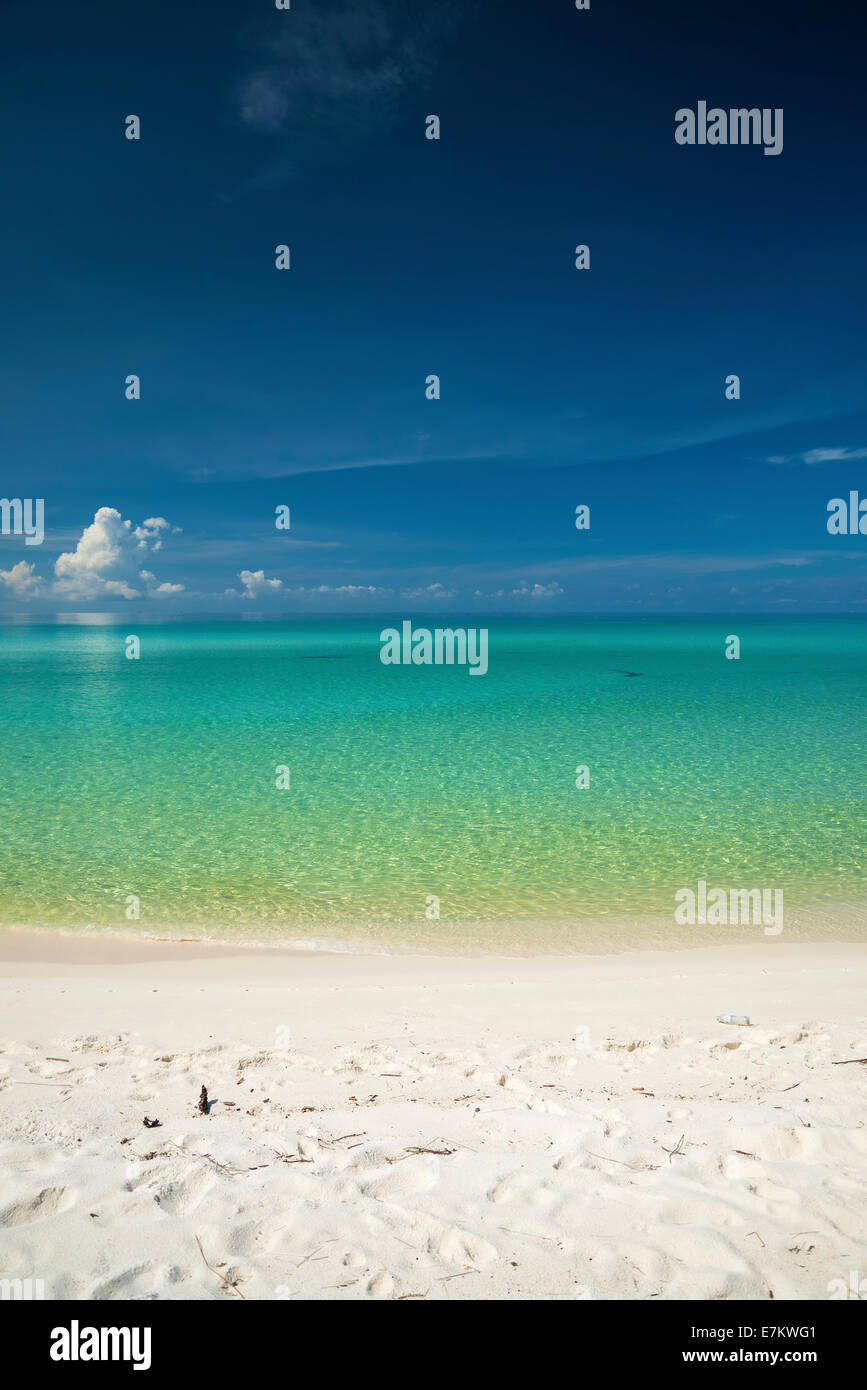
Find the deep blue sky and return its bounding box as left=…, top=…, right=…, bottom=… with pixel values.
left=1, top=0, right=865, bottom=613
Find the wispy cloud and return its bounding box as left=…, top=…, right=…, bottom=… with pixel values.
left=219, top=574, right=569, bottom=607
left=222, top=572, right=400, bottom=602
left=474, top=582, right=564, bottom=600
left=766, top=445, right=867, bottom=465
left=403, top=581, right=458, bottom=600
left=238, top=1, right=469, bottom=135
left=216, top=157, right=300, bottom=205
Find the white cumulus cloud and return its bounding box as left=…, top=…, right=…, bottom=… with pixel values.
left=0, top=560, right=45, bottom=596
left=0, top=507, right=184, bottom=601
left=226, top=569, right=284, bottom=599
left=134, top=517, right=179, bottom=550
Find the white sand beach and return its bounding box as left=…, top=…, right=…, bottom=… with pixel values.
left=1, top=934, right=865, bottom=1301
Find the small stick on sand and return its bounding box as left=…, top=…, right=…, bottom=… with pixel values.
left=170, top=1140, right=266, bottom=1175
left=662, top=1133, right=686, bottom=1163
left=386, top=1140, right=458, bottom=1165
left=294, top=1240, right=337, bottom=1268
left=586, top=1151, right=641, bottom=1170
left=11, top=1080, right=70, bottom=1087
left=195, top=1235, right=245, bottom=1299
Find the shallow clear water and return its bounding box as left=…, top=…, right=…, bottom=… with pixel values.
left=0, top=617, right=864, bottom=950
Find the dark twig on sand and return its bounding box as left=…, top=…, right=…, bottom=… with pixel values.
left=386, top=1144, right=457, bottom=1165
left=586, top=1151, right=643, bottom=1171
left=662, top=1133, right=687, bottom=1163
left=195, top=1235, right=245, bottom=1299
left=169, top=1140, right=267, bottom=1174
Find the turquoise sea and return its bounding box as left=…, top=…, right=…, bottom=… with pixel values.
left=0, top=617, right=864, bottom=952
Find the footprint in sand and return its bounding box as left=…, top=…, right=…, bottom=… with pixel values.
left=527, top=1096, right=568, bottom=1116
left=0, top=1187, right=77, bottom=1227
left=156, top=1167, right=219, bottom=1216
left=70, top=1034, right=129, bottom=1054
left=128, top=1164, right=217, bottom=1216
left=428, top=1225, right=498, bottom=1268
left=227, top=1216, right=294, bottom=1257
left=750, top=1179, right=801, bottom=1206
left=90, top=1262, right=186, bottom=1300
left=364, top=1158, right=439, bottom=1200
